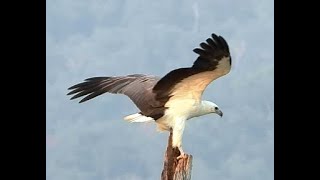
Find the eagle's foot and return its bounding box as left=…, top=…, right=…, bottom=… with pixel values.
left=176, top=146, right=187, bottom=160
left=177, top=153, right=187, bottom=160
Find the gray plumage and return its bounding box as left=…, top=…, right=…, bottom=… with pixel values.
left=68, top=74, right=168, bottom=119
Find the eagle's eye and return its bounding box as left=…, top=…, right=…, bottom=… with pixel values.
left=215, top=107, right=218, bottom=110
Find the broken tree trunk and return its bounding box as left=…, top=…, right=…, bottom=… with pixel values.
left=161, top=129, right=193, bottom=180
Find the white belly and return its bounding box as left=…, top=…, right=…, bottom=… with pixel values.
left=155, top=98, right=199, bottom=131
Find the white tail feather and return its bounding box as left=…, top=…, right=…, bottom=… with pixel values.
left=124, top=113, right=154, bottom=123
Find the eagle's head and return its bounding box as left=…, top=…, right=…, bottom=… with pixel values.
left=201, top=100, right=223, bottom=117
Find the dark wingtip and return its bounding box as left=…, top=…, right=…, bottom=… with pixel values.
left=68, top=83, right=82, bottom=90
left=218, top=35, right=230, bottom=52
left=68, top=95, right=86, bottom=103
left=193, top=48, right=202, bottom=54
left=79, top=98, right=89, bottom=103
left=79, top=99, right=86, bottom=103
left=67, top=91, right=74, bottom=95
left=84, top=77, right=109, bottom=81
left=70, top=95, right=78, bottom=100
left=211, top=33, right=219, bottom=40
left=68, top=86, right=76, bottom=90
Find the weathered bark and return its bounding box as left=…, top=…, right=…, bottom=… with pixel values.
left=161, top=129, right=193, bottom=180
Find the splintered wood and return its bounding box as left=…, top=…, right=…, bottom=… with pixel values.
left=161, top=129, right=193, bottom=180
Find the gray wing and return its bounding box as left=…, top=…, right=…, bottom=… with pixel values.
left=67, top=74, right=163, bottom=115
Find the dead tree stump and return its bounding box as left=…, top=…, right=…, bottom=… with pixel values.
left=161, top=129, right=193, bottom=180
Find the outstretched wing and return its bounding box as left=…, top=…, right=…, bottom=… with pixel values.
left=67, top=74, right=163, bottom=115
left=153, top=33, right=231, bottom=101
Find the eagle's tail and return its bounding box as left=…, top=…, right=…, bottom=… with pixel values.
left=124, top=113, right=154, bottom=123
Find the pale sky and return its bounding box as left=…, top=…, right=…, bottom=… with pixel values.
left=46, top=0, right=274, bottom=179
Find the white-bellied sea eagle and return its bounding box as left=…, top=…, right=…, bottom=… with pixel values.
left=67, top=33, right=232, bottom=159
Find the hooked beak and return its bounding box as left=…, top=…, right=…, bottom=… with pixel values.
left=216, top=109, right=223, bottom=117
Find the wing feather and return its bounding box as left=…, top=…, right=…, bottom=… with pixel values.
left=153, top=33, right=231, bottom=101
left=67, top=74, right=166, bottom=119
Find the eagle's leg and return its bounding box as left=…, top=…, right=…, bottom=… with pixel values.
left=172, top=119, right=187, bottom=160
